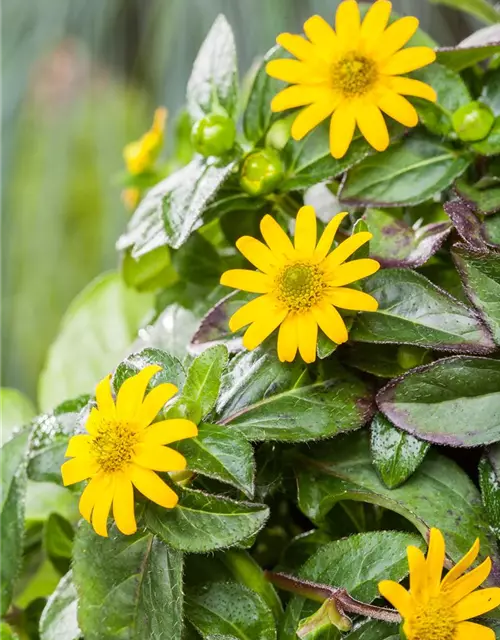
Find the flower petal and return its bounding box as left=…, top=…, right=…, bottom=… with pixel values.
left=374, top=16, right=419, bottom=60
left=454, top=588, right=500, bottom=622
left=355, top=102, right=389, bottom=152
left=91, top=478, right=114, bottom=537
left=277, top=313, right=298, bottom=363
left=336, top=0, right=361, bottom=48
left=441, top=538, right=480, bottom=589
left=136, top=383, right=178, bottom=427
left=220, top=269, right=272, bottom=294
left=61, top=457, right=97, bottom=486
left=407, top=545, right=428, bottom=600
left=95, top=374, right=115, bottom=416
left=377, top=91, right=419, bottom=127
left=388, top=76, right=437, bottom=102
left=381, top=47, right=436, bottom=75
left=455, top=622, right=495, bottom=640
left=378, top=580, right=412, bottom=618
left=130, top=465, right=179, bottom=509
left=133, top=444, right=187, bottom=472
left=112, top=473, right=136, bottom=536
left=323, top=232, right=373, bottom=270
left=236, top=236, right=280, bottom=274
left=311, top=303, right=348, bottom=344
left=65, top=434, right=91, bottom=458
left=326, top=259, right=380, bottom=286
left=448, top=558, right=492, bottom=606
left=271, top=85, right=330, bottom=112
left=297, top=313, right=318, bottom=363
left=328, top=287, right=378, bottom=312
left=115, top=364, right=162, bottom=420
left=142, top=419, right=198, bottom=446
left=242, top=307, right=288, bottom=351
left=260, top=215, right=295, bottom=260
left=276, top=33, right=318, bottom=61
left=84, top=407, right=101, bottom=435
left=303, top=15, right=339, bottom=56
left=291, top=98, right=339, bottom=141
left=314, top=212, right=349, bottom=262
left=79, top=472, right=108, bottom=522
left=229, top=295, right=280, bottom=332
left=266, top=59, right=317, bottom=83
left=361, top=0, right=392, bottom=47
left=294, top=205, right=317, bottom=257
left=426, top=528, right=446, bottom=595
left=329, top=101, right=356, bottom=159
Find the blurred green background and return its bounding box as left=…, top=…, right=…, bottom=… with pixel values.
left=1, top=0, right=476, bottom=403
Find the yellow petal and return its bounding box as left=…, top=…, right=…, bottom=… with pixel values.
left=266, top=59, right=316, bottom=83
left=326, top=258, right=380, bottom=286
left=388, top=76, right=437, bottom=102
left=297, top=313, right=318, bottom=363
left=61, top=457, right=97, bottom=486
left=277, top=313, right=298, bottom=363
left=454, top=588, right=500, bottom=622
left=448, top=558, right=492, bottom=606
left=441, top=539, right=480, bottom=589
left=91, top=479, right=114, bottom=537
left=95, top=374, right=115, bottom=416
left=382, top=47, right=436, bottom=75
left=314, top=212, right=349, bottom=262
left=407, top=545, right=428, bottom=600
left=236, top=236, right=280, bottom=274
left=294, top=205, right=317, bottom=257
left=220, top=269, right=272, bottom=294
left=130, top=465, right=179, bottom=509
left=65, top=434, right=91, bottom=458
left=336, top=0, right=361, bottom=48
left=79, top=472, right=108, bottom=522
left=328, top=287, right=378, bottom=312
left=271, top=85, right=332, bottom=112
left=112, top=473, right=137, bottom=536
left=374, top=16, right=419, bottom=60
left=323, top=232, right=373, bottom=270
left=276, top=33, right=318, bottom=61
left=303, top=15, right=339, bottom=58
left=426, top=528, right=446, bottom=595
left=455, top=622, right=495, bottom=640
left=311, top=303, right=348, bottom=344
left=242, top=307, right=288, bottom=351
left=260, top=215, right=295, bottom=260
left=291, top=98, right=339, bottom=141
left=355, top=102, right=390, bottom=152
left=133, top=444, right=187, bottom=472
left=136, top=383, right=178, bottom=427
left=115, top=364, right=162, bottom=420
left=229, top=295, right=279, bottom=332
left=329, top=101, right=356, bottom=159
left=378, top=580, right=413, bottom=618
left=377, top=91, right=419, bottom=127
left=85, top=407, right=101, bottom=436
left=361, top=0, right=392, bottom=47
left=142, top=419, right=198, bottom=446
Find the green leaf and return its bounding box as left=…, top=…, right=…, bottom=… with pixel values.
left=0, top=623, right=20, bottom=640
left=456, top=177, right=500, bottom=214
left=479, top=445, right=500, bottom=538
left=216, top=348, right=374, bottom=442
left=182, top=346, right=228, bottom=418
left=364, top=209, right=451, bottom=268
left=174, top=422, right=255, bottom=497
left=339, top=134, right=472, bottom=207
left=280, top=531, right=423, bottom=640
left=484, top=213, right=500, bottom=247
left=38, top=272, right=152, bottom=412
left=371, top=413, right=429, bottom=489
left=472, top=68, right=500, bottom=156
left=437, top=43, right=500, bottom=71
left=351, top=268, right=495, bottom=354
left=344, top=344, right=407, bottom=379
left=1, top=430, right=30, bottom=616
left=73, top=524, right=184, bottom=640
left=40, top=571, right=81, bottom=640
left=445, top=199, right=488, bottom=251
left=0, top=388, right=36, bottom=445
left=172, top=232, right=222, bottom=286
left=377, top=356, right=500, bottom=447
left=343, top=621, right=399, bottom=640
left=112, top=347, right=185, bottom=397
left=294, top=431, right=499, bottom=573
left=429, top=0, right=500, bottom=25
left=121, top=245, right=178, bottom=293
left=472, top=118, right=500, bottom=156
left=146, top=486, right=269, bottom=552
left=186, top=14, right=238, bottom=120
left=45, top=513, right=74, bottom=572
left=453, top=245, right=500, bottom=344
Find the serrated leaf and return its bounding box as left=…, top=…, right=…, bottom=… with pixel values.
left=183, top=346, right=228, bottom=418
left=39, top=571, right=81, bottom=640
left=173, top=423, right=255, bottom=497
left=186, top=14, right=238, bottom=121
left=377, top=356, right=500, bottom=447
left=73, top=525, right=183, bottom=640
left=339, top=134, right=472, bottom=207
left=38, top=272, right=152, bottom=412
left=295, top=431, right=500, bottom=577
left=145, top=486, right=269, bottom=552
left=216, top=347, right=374, bottom=442
left=351, top=268, right=495, bottom=354
left=371, top=413, right=429, bottom=489
left=280, top=531, right=423, bottom=640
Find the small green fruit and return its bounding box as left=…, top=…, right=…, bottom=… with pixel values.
left=452, top=101, right=494, bottom=142
left=191, top=113, right=236, bottom=157
left=240, top=148, right=285, bottom=196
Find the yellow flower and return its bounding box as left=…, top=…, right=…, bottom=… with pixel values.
left=379, top=528, right=500, bottom=640
left=266, top=0, right=437, bottom=159
left=123, top=107, right=167, bottom=175
left=220, top=206, right=379, bottom=363
left=121, top=187, right=141, bottom=211
left=61, top=365, right=198, bottom=537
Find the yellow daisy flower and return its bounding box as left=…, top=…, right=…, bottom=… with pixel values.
left=379, top=528, right=500, bottom=640
left=61, top=365, right=198, bottom=537
left=123, top=107, right=167, bottom=175
left=266, top=0, right=437, bottom=159
left=220, top=206, right=379, bottom=363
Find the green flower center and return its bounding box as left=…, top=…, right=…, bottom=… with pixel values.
left=332, top=54, right=378, bottom=97
left=276, top=262, right=326, bottom=312
left=91, top=420, right=138, bottom=473
left=407, top=595, right=456, bottom=640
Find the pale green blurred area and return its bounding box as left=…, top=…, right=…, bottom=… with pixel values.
left=1, top=0, right=474, bottom=403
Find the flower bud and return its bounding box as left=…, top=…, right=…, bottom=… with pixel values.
left=452, top=101, right=494, bottom=142
left=191, top=113, right=236, bottom=157
left=240, top=148, right=284, bottom=196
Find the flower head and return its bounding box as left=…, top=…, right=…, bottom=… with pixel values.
left=123, top=107, right=167, bottom=175
left=220, top=206, right=379, bottom=363
left=379, top=528, right=500, bottom=640
left=266, top=0, right=437, bottom=158
left=61, top=365, right=198, bottom=537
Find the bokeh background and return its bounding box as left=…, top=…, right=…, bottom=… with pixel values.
left=1, top=0, right=477, bottom=402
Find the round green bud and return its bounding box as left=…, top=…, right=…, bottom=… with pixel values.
left=397, top=345, right=432, bottom=371
left=191, top=113, right=236, bottom=157
left=166, top=398, right=202, bottom=425
left=452, top=101, right=495, bottom=142
left=240, top=148, right=285, bottom=196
